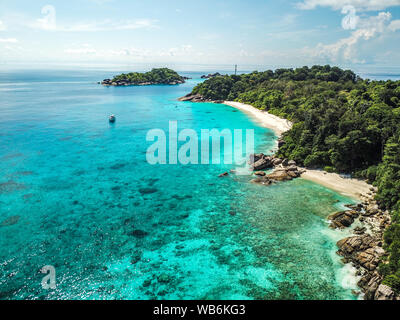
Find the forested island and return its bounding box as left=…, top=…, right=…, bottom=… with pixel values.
left=102, top=68, right=187, bottom=86
left=184, top=65, right=400, bottom=296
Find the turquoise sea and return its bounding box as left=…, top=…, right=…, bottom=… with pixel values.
left=0, top=69, right=360, bottom=300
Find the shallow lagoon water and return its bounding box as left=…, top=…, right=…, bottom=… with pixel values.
left=0, top=70, right=358, bottom=299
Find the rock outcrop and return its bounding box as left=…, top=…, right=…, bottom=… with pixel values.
left=332, top=187, right=398, bottom=300
left=328, top=210, right=360, bottom=229
left=374, top=284, right=398, bottom=300
left=178, top=93, right=208, bottom=102
left=254, top=171, right=266, bottom=176
left=201, top=72, right=221, bottom=79
left=248, top=154, right=304, bottom=186
left=337, top=234, right=382, bottom=271
left=178, top=93, right=224, bottom=103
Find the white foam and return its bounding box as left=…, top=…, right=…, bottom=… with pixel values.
left=335, top=262, right=363, bottom=299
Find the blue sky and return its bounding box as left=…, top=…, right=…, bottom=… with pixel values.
left=1, top=0, right=400, bottom=69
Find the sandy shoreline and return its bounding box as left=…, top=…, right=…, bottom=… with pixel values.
left=300, top=169, right=372, bottom=200
left=223, top=101, right=292, bottom=137
left=224, top=101, right=372, bottom=200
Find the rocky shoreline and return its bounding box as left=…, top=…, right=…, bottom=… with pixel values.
left=178, top=93, right=224, bottom=103
left=101, top=77, right=188, bottom=87
left=333, top=195, right=398, bottom=300
left=244, top=153, right=398, bottom=300
left=184, top=92, right=397, bottom=299
left=248, top=153, right=304, bottom=185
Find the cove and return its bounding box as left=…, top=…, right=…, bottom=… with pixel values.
left=0, top=69, right=358, bottom=300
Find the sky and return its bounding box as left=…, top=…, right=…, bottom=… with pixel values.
left=1, top=0, right=400, bottom=70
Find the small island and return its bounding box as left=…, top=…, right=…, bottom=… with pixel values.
left=101, top=68, right=188, bottom=86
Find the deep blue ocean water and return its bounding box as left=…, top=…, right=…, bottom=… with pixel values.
left=0, top=69, right=361, bottom=300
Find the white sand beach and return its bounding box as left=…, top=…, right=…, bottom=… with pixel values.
left=224, top=101, right=373, bottom=200
left=223, top=101, right=293, bottom=137
left=300, top=169, right=372, bottom=201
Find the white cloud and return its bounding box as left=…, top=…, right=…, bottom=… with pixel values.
left=65, top=43, right=97, bottom=55
left=297, top=0, right=400, bottom=11
left=0, top=38, right=18, bottom=43
left=310, top=11, right=393, bottom=62
left=159, top=45, right=194, bottom=57
left=63, top=44, right=196, bottom=61
left=297, top=1, right=400, bottom=63
left=266, top=28, right=321, bottom=39
left=108, top=47, right=151, bottom=58
left=1, top=8, right=158, bottom=33
left=0, top=20, right=6, bottom=31
left=65, top=48, right=97, bottom=55
left=32, top=18, right=158, bottom=32
left=282, top=14, right=298, bottom=25
left=388, top=19, right=400, bottom=31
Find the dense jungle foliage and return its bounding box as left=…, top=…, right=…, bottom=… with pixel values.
left=111, top=68, right=184, bottom=84
left=190, top=65, right=400, bottom=291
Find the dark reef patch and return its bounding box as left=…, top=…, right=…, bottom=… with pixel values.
left=0, top=180, right=27, bottom=194
left=1, top=153, right=24, bottom=160
left=15, top=171, right=33, bottom=176
left=129, top=229, right=149, bottom=238
left=139, top=188, right=158, bottom=195
left=172, top=194, right=193, bottom=201
left=73, top=170, right=86, bottom=176
left=110, top=163, right=127, bottom=170
left=1, top=216, right=20, bottom=227
left=59, top=136, right=73, bottom=141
